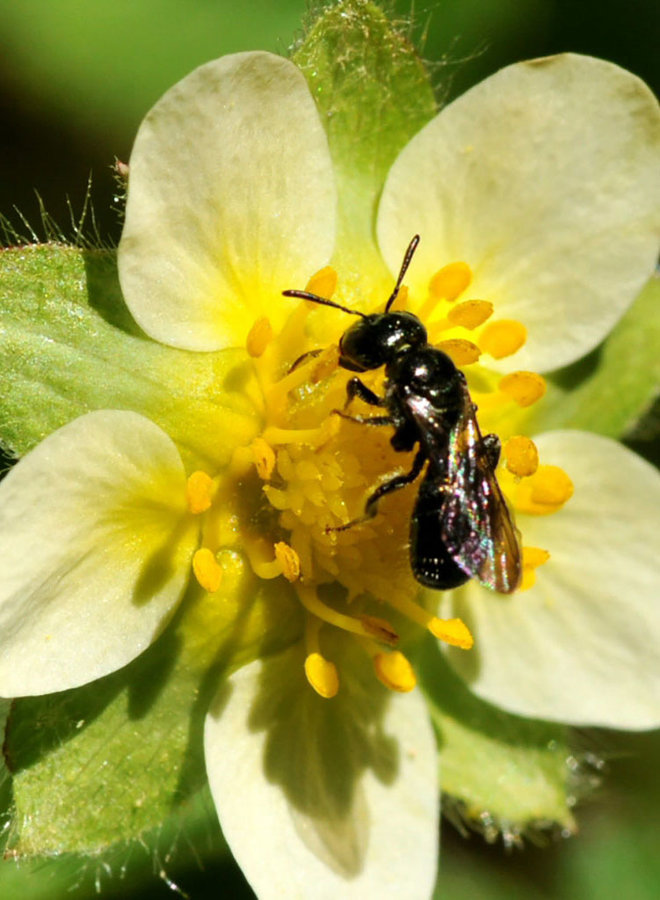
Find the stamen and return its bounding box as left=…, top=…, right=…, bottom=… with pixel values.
left=246, top=316, right=273, bottom=358
left=447, top=299, right=494, bottom=330
left=250, top=541, right=301, bottom=581
left=530, top=466, right=574, bottom=507
left=192, top=547, right=223, bottom=593
left=436, top=338, right=482, bottom=366
left=359, top=614, right=400, bottom=645
left=306, top=265, right=338, bottom=299
left=252, top=437, right=276, bottom=481
left=523, top=546, right=551, bottom=568
left=372, top=649, right=417, bottom=692
left=520, top=545, right=551, bottom=591
left=479, top=320, right=527, bottom=359
left=428, top=617, right=474, bottom=650
left=310, top=345, right=340, bottom=383
left=305, top=652, right=339, bottom=698
left=229, top=444, right=258, bottom=478
left=297, top=586, right=399, bottom=646
left=513, top=465, right=574, bottom=515
left=276, top=300, right=314, bottom=365
left=387, top=593, right=473, bottom=649
left=266, top=356, right=321, bottom=415
left=428, top=261, right=472, bottom=301
left=274, top=541, right=301, bottom=582
left=263, top=416, right=339, bottom=448
left=504, top=436, right=539, bottom=478
left=186, top=471, right=215, bottom=514
left=498, top=371, right=546, bottom=407
left=303, top=612, right=339, bottom=697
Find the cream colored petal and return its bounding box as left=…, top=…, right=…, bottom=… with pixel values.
left=0, top=411, right=197, bottom=697
left=205, top=645, right=439, bottom=899
left=378, top=54, right=660, bottom=372
left=444, top=431, right=660, bottom=728
left=119, top=51, right=336, bottom=351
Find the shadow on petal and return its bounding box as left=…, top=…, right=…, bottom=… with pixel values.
left=243, top=641, right=400, bottom=878
left=132, top=514, right=195, bottom=606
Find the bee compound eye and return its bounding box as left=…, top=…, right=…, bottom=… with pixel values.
left=339, top=315, right=392, bottom=371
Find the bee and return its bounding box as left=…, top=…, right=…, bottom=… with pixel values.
left=283, top=235, right=522, bottom=594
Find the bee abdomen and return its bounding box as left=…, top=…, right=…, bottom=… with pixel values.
left=411, top=480, right=470, bottom=590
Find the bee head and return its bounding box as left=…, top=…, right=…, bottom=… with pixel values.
left=338, top=311, right=428, bottom=372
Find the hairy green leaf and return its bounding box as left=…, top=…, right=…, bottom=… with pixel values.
left=419, top=640, right=575, bottom=838
left=295, top=0, right=436, bottom=275
left=0, top=244, right=258, bottom=469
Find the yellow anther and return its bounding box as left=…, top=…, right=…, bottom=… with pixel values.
left=192, top=547, right=223, bottom=593
left=479, top=320, right=527, bottom=359
left=186, top=470, right=214, bottom=515
left=514, top=465, right=574, bottom=515
left=252, top=437, right=276, bottom=480
left=359, top=615, right=400, bottom=647
left=447, top=299, right=494, bottom=330
left=385, top=593, right=471, bottom=649
left=498, top=371, right=546, bottom=407
left=246, top=316, right=273, bottom=358
left=520, top=546, right=550, bottom=591
left=523, top=546, right=551, bottom=569
left=274, top=541, right=301, bottom=582
left=306, top=265, right=338, bottom=299
left=531, top=466, right=574, bottom=507
left=436, top=338, right=482, bottom=366
left=305, top=652, right=339, bottom=698
left=504, top=435, right=539, bottom=478
left=429, top=261, right=472, bottom=301
left=520, top=570, right=536, bottom=591
left=389, top=284, right=409, bottom=312
left=373, top=650, right=417, bottom=692
left=428, top=616, right=474, bottom=650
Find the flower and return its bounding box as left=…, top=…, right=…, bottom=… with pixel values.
left=1, top=40, right=659, bottom=900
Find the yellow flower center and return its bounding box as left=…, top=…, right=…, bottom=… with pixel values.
left=185, top=257, right=573, bottom=697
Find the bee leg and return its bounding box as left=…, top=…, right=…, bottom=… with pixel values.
left=287, top=348, right=322, bottom=373
left=480, top=433, right=501, bottom=468
left=364, top=448, right=426, bottom=517
left=327, top=448, right=426, bottom=533
left=344, top=377, right=385, bottom=410
left=331, top=410, right=395, bottom=427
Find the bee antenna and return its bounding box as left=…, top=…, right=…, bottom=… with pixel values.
left=282, top=289, right=366, bottom=318
left=384, top=234, right=420, bottom=313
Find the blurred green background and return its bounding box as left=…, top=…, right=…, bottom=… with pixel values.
left=1, top=1, right=659, bottom=897
left=2, top=0, right=659, bottom=244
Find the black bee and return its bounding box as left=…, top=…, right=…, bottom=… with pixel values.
left=283, top=235, right=522, bottom=594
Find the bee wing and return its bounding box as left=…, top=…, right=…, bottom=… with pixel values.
left=441, top=400, right=522, bottom=593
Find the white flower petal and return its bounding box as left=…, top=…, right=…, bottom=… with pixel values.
left=119, top=52, right=336, bottom=351
left=0, top=411, right=197, bottom=697
left=378, top=54, right=660, bottom=372
left=205, top=645, right=439, bottom=899
left=444, top=431, right=660, bottom=728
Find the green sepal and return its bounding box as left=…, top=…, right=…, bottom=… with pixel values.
left=0, top=244, right=259, bottom=469
left=531, top=274, right=660, bottom=440
left=0, top=786, right=231, bottom=899
left=3, top=569, right=302, bottom=858
left=294, top=0, right=436, bottom=277
left=418, top=639, right=575, bottom=838
left=4, top=636, right=205, bottom=856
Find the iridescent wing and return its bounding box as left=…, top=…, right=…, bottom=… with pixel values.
left=439, top=389, right=522, bottom=593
